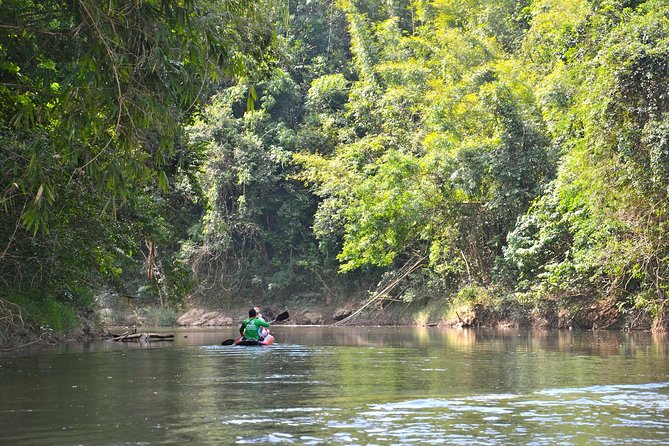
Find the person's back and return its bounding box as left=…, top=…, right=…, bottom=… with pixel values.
left=240, top=308, right=270, bottom=341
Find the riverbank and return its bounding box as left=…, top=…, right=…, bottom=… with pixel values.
left=0, top=295, right=99, bottom=352
left=1, top=290, right=661, bottom=352
left=172, top=289, right=659, bottom=332
left=0, top=317, right=97, bottom=353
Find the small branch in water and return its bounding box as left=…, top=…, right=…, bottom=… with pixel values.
left=0, top=332, right=54, bottom=352
left=0, top=338, right=41, bottom=352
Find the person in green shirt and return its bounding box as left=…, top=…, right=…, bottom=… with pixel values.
left=239, top=308, right=270, bottom=341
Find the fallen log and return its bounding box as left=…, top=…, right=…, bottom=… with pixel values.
left=104, top=329, right=134, bottom=338
left=107, top=332, right=174, bottom=342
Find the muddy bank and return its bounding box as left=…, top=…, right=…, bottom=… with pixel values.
left=0, top=317, right=98, bottom=352
left=175, top=294, right=660, bottom=332
left=329, top=297, right=659, bottom=331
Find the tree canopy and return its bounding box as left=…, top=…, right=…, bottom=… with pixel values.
left=3, top=0, right=669, bottom=335
left=0, top=0, right=276, bottom=330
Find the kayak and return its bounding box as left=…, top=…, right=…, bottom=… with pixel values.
left=221, top=311, right=289, bottom=346
left=233, top=334, right=275, bottom=346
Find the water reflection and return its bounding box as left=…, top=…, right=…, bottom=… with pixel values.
left=19, top=325, right=663, bottom=356
left=1, top=327, right=668, bottom=445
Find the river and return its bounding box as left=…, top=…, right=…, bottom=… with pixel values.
left=1, top=326, right=668, bottom=445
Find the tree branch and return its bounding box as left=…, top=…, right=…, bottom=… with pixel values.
left=0, top=23, right=76, bottom=36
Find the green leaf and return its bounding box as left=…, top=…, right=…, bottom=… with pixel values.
left=158, top=170, right=170, bottom=193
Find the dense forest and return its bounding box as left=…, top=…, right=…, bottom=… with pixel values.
left=2, top=0, right=668, bottom=346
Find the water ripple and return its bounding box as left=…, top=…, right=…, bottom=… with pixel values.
left=232, top=382, right=669, bottom=445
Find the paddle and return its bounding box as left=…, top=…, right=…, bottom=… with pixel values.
left=221, top=311, right=289, bottom=346
left=270, top=311, right=290, bottom=324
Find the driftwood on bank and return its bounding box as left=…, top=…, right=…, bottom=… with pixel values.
left=332, top=254, right=425, bottom=326
left=105, top=331, right=174, bottom=342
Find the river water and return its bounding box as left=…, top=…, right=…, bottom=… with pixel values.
left=1, top=326, right=669, bottom=445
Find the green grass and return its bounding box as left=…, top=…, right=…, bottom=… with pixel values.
left=3, top=291, right=81, bottom=336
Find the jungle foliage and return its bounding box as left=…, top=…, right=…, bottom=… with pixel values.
left=2, top=0, right=669, bottom=337
left=185, top=0, right=669, bottom=329
left=0, top=0, right=276, bottom=338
